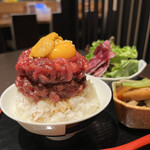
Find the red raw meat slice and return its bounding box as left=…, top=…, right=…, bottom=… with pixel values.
left=87, top=56, right=106, bottom=74
left=87, top=40, right=115, bottom=76
left=87, top=49, right=107, bottom=73
left=93, top=60, right=109, bottom=77
left=94, top=40, right=110, bottom=55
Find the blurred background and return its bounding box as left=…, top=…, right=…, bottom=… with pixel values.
left=0, top=0, right=149, bottom=63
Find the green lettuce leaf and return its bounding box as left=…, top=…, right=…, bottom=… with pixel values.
left=102, top=59, right=139, bottom=78
left=111, top=46, right=138, bottom=58
left=111, top=46, right=138, bottom=65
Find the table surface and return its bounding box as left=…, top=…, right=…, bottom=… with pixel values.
left=0, top=50, right=150, bottom=150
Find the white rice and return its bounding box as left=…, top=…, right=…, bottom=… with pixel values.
left=15, top=80, right=100, bottom=123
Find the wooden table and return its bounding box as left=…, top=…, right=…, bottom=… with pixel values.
left=0, top=50, right=150, bottom=150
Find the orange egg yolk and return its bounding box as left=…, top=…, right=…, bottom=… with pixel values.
left=47, top=40, right=76, bottom=60
left=30, top=37, right=55, bottom=58
left=29, top=32, right=76, bottom=59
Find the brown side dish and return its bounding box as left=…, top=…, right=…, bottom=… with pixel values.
left=113, top=79, right=150, bottom=129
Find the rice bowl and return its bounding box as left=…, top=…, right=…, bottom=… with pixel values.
left=0, top=75, right=111, bottom=137
left=15, top=79, right=100, bottom=123
left=0, top=32, right=112, bottom=139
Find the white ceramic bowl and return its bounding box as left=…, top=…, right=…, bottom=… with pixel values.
left=0, top=74, right=111, bottom=140
left=99, top=59, right=147, bottom=87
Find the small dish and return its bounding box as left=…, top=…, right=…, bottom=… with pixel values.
left=112, top=79, right=150, bottom=129
left=0, top=74, right=111, bottom=140
left=100, top=59, right=147, bottom=87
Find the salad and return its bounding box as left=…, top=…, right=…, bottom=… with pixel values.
left=86, top=40, right=139, bottom=78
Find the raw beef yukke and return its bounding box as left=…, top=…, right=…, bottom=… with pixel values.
left=14, top=32, right=100, bottom=123
left=15, top=32, right=89, bottom=103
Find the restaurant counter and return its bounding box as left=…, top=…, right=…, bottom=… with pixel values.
left=0, top=50, right=150, bottom=150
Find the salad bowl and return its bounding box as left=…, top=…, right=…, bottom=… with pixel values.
left=86, top=40, right=147, bottom=87
left=100, top=59, right=147, bottom=87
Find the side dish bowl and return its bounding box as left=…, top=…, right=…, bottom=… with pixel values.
left=112, top=79, right=150, bottom=129
left=100, top=59, right=147, bottom=87
left=0, top=75, right=111, bottom=140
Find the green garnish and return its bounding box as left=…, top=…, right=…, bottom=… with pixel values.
left=122, top=78, right=150, bottom=88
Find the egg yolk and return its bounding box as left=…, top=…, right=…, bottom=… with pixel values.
left=29, top=32, right=76, bottom=59
left=47, top=40, right=76, bottom=60
left=46, top=32, right=63, bottom=42
left=46, top=32, right=63, bottom=46
left=30, top=37, right=54, bottom=58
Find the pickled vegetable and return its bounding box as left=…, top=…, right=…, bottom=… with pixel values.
left=122, top=78, right=150, bottom=88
